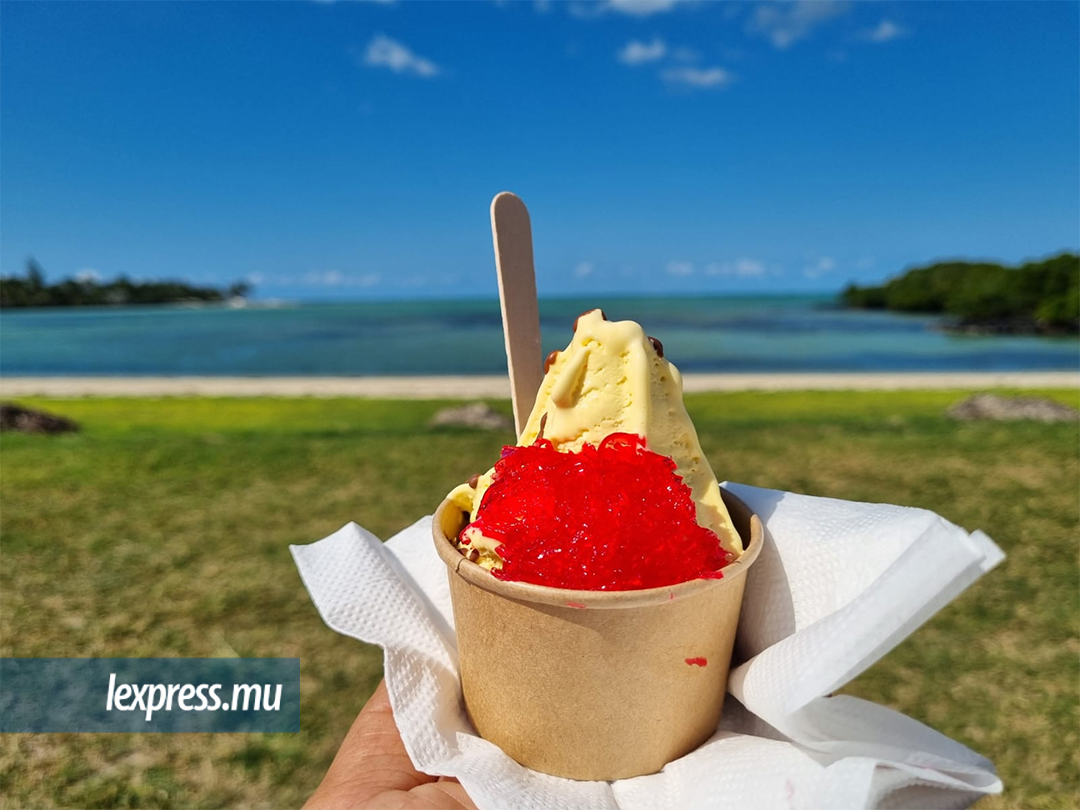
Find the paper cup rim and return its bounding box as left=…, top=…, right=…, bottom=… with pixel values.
left=432, top=488, right=763, bottom=610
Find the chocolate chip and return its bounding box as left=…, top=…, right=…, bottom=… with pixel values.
left=468, top=549, right=480, bottom=563
left=648, top=336, right=664, bottom=358
left=572, top=308, right=608, bottom=331
left=544, top=350, right=559, bottom=373
left=537, top=413, right=548, bottom=440
left=468, top=473, right=480, bottom=488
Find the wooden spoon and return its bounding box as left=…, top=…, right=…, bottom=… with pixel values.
left=490, top=192, right=544, bottom=438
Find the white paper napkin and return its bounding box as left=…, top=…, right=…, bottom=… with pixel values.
left=291, top=483, right=1005, bottom=810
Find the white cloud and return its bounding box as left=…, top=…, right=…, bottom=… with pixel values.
left=860, top=20, right=908, bottom=43
left=75, top=268, right=100, bottom=283
left=671, top=46, right=700, bottom=63
left=574, top=261, right=595, bottom=278
left=300, top=270, right=381, bottom=287
left=748, top=0, right=850, bottom=50
left=363, top=34, right=439, bottom=78
left=661, top=66, right=734, bottom=89
left=604, top=0, right=686, bottom=16
left=571, top=0, right=688, bottom=18
left=734, top=258, right=767, bottom=277
left=803, top=256, right=837, bottom=279
left=665, top=260, right=695, bottom=277
left=306, top=270, right=345, bottom=286
left=705, top=259, right=767, bottom=277
left=618, top=38, right=667, bottom=65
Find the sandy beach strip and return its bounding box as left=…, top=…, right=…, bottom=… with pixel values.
left=2, top=372, right=1076, bottom=398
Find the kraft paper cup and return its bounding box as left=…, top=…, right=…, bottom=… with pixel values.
left=432, top=489, right=763, bottom=782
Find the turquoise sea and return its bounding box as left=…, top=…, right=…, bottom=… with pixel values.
left=1, top=295, right=1077, bottom=376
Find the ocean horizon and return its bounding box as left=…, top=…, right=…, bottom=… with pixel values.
left=1, top=294, right=1077, bottom=377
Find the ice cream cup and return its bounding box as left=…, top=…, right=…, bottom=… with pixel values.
left=432, top=488, right=763, bottom=781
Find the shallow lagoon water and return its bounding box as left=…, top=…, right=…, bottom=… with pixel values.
left=2, top=295, right=1076, bottom=376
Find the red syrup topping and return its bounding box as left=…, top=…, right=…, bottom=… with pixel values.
left=685, top=657, right=708, bottom=667
left=461, top=433, right=732, bottom=591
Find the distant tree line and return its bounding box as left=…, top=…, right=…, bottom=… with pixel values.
left=841, top=252, right=1079, bottom=335
left=0, top=259, right=252, bottom=308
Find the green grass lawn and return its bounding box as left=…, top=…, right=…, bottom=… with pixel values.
left=1, top=391, right=1077, bottom=809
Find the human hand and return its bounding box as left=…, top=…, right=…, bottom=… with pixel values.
left=305, top=680, right=476, bottom=810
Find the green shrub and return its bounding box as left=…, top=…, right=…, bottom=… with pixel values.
left=844, top=253, right=1080, bottom=332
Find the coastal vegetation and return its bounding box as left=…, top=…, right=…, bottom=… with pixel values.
left=2, top=392, right=1077, bottom=809
left=841, top=252, right=1079, bottom=335
left=0, top=259, right=251, bottom=308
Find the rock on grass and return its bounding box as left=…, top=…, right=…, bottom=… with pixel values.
left=947, top=393, right=1079, bottom=423
left=428, top=402, right=512, bottom=431
left=0, top=402, right=80, bottom=434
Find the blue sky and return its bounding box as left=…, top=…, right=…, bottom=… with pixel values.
left=2, top=0, right=1077, bottom=300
